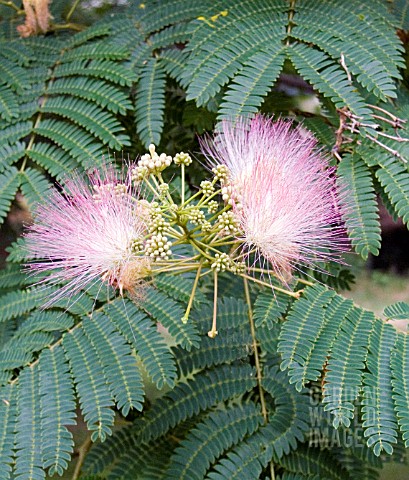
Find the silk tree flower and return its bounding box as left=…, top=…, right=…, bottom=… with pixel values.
left=25, top=166, right=151, bottom=307
left=201, top=115, right=349, bottom=283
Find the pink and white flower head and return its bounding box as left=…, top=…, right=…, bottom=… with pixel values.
left=25, top=166, right=151, bottom=307
left=201, top=115, right=349, bottom=283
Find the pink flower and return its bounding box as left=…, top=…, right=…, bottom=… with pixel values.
left=25, top=166, right=150, bottom=306
left=201, top=115, right=348, bottom=282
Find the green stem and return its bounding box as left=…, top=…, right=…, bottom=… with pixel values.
left=153, top=265, right=197, bottom=274
left=243, top=277, right=268, bottom=423
left=50, top=22, right=85, bottom=32
left=157, top=172, right=174, bottom=204
left=189, top=239, right=213, bottom=261
left=240, top=273, right=301, bottom=298
left=208, top=270, right=218, bottom=338
left=248, top=267, right=314, bottom=286
left=181, top=164, right=185, bottom=205
left=66, top=0, right=81, bottom=21
left=0, top=0, right=23, bottom=13
left=182, top=261, right=202, bottom=323
left=286, top=0, right=296, bottom=46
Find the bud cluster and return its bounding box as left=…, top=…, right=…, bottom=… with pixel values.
left=200, top=180, right=215, bottom=197
left=132, top=144, right=172, bottom=181
left=217, top=211, right=239, bottom=234
left=211, top=252, right=231, bottom=272
left=174, top=152, right=192, bottom=166
left=145, top=233, right=172, bottom=261
left=212, top=164, right=229, bottom=182
left=188, top=208, right=206, bottom=225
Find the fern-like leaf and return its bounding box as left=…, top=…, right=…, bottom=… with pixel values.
left=166, top=403, right=263, bottom=479
left=39, top=346, right=76, bottom=476
left=337, top=154, right=381, bottom=258
left=0, top=384, right=16, bottom=480
left=375, top=156, right=409, bottom=227
left=278, top=285, right=336, bottom=391
left=62, top=43, right=129, bottom=62
left=82, top=314, right=144, bottom=416
left=323, top=307, right=375, bottom=428
left=288, top=43, right=371, bottom=119
left=0, top=142, right=25, bottom=173
left=53, top=59, right=135, bottom=86
left=0, top=263, right=25, bottom=289
left=17, top=311, right=74, bottom=336
left=103, top=299, right=177, bottom=389
left=192, top=297, right=249, bottom=334
left=34, top=119, right=105, bottom=167
left=391, top=333, right=409, bottom=447
left=218, top=45, right=286, bottom=120
left=300, top=294, right=353, bottom=386
left=277, top=445, right=350, bottom=480
left=0, top=166, right=20, bottom=224
left=14, top=366, right=44, bottom=480
left=384, top=302, right=409, bottom=321
left=62, top=328, right=115, bottom=442
left=19, top=168, right=51, bottom=207
left=173, top=329, right=251, bottom=376
left=0, top=86, right=19, bottom=121
left=135, top=59, right=166, bottom=147
left=41, top=96, right=129, bottom=149
left=47, top=77, right=132, bottom=115
left=206, top=432, right=269, bottom=480
left=362, top=321, right=398, bottom=455
left=26, top=143, right=78, bottom=180
left=0, top=288, right=44, bottom=323
left=140, top=287, right=200, bottom=351
left=154, top=273, right=209, bottom=307
left=253, top=290, right=290, bottom=329
left=135, top=364, right=257, bottom=445
left=291, top=0, right=403, bottom=100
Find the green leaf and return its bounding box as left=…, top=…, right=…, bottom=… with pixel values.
left=278, top=285, right=336, bottom=391
left=0, top=86, right=19, bottom=121
left=135, top=59, right=166, bottom=147
left=41, top=96, right=129, bottom=149
left=0, top=288, right=44, bottom=323
left=103, top=299, right=177, bottom=389
left=375, top=156, right=409, bottom=227
left=337, top=154, right=381, bottom=258
left=166, top=403, right=263, bottom=479
left=82, top=313, right=144, bottom=416
left=39, top=347, right=76, bottom=476
left=47, top=77, right=132, bottom=115
left=323, top=307, right=374, bottom=428
left=261, top=366, right=310, bottom=458
left=14, top=366, right=44, bottom=480
left=19, top=168, right=51, bottom=208
left=0, top=384, right=16, bottom=480
left=135, top=364, right=257, bottom=445
left=253, top=290, right=291, bottom=329
left=54, top=59, right=135, bottom=86
left=218, top=46, right=286, bottom=120
left=288, top=43, right=371, bottom=119
left=391, top=333, right=409, bottom=447
left=63, top=328, right=115, bottom=442
left=139, top=287, right=200, bottom=351
left=0, top=166, right=20, bottom=224
left=362, top=322, right=398, bottom=456
left=384, top=302, right=409, bottom=321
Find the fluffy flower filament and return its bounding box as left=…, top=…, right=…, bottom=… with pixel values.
left=26, top=117, right=348, bottom=336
